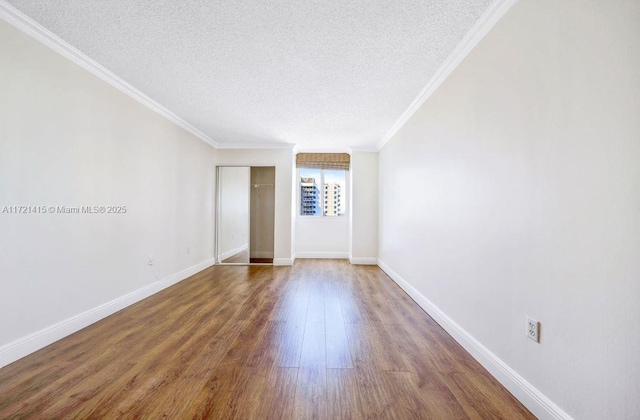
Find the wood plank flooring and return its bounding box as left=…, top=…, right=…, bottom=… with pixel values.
left=0, top=259, right=534, bottom=419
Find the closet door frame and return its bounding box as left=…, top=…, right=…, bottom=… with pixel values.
left=215, top=165, right=276, bottom=266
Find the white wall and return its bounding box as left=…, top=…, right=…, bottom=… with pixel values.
left=378, top=0, right=640, bottom=418
left=218, top=167, right=250, bottom=259
left=295, top=217, right=349, bottom=258
left=216, top=149, right=294, bottom=265
left=0, top=20, right=217, bottom=363
left=349, top=151, right=378, bottom=264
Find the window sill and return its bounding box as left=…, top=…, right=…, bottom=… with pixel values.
left=297, top=215, right=348, bottom=222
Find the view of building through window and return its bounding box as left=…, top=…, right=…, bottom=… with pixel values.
left=300, top=168, right=346, bottom=216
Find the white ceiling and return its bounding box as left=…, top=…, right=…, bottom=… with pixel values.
left=7, top=0, right=493, bottom=150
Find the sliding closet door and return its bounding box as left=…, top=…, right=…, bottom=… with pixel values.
left=217, top=167, right=250, bottom=264
left=250, top=167, right=275, bottom=263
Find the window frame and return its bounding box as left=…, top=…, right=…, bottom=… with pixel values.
left=297, top=168, right=349, bottom=219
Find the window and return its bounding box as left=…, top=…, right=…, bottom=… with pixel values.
left=299, top=168, right=347, bottom=217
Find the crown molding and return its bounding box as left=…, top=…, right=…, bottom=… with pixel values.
left=2, top=0, right=519, bottom=153
left=216, top=142, right=296, bottom=150
left=291, top=145, right=379, bottom=155
left=295, top=148, right=352, bottom=155
left=349, top=146, right=379, bottom=153
left=376, top=0, right=519, bottom=151
left=0, top=1, right=219, bottom=149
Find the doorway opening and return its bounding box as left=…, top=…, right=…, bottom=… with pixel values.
left=216, top=166, right=275, bottom=265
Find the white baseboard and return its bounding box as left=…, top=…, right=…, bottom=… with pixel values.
left=220, top=244, right=248, bottom=261
left=0, top=258, right=215, bottom=369
left=377, top=259, right=572, bottom=420
left=273, top=257, right=294, bottom=266
left=295, top=252, right=349, bottom=259
left=349, top=257, right=378, bottom=265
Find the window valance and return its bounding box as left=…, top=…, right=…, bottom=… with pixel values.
left=296, top=153, right=350, bottom=170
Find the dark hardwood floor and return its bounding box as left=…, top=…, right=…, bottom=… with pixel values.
left=0, top=260, right=534, bottom=419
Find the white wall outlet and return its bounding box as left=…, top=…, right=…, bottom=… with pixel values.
left=526, top=316, right=540, bottom=343
left=148, top=254, right=155, bottom=266
left=187, top=246, right=191, bottom=255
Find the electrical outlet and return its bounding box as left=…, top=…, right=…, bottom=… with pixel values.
left=526, top=316, right=540, bottom=343
left=148, top=254, right=155, bottom=266
left=187, top=246, right=191, bottom=255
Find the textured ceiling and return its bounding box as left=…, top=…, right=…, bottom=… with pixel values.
left=8, top=0, right=493, bottom=150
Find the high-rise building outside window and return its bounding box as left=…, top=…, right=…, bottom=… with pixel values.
left=299, top=168, right=347, bottom=217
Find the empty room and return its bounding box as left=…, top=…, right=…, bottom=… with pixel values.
left=1, top=0, right=638, bottom=419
